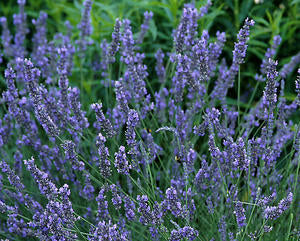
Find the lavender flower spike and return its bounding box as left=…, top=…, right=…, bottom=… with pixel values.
left=125, top=109, right=140, bottom=153
left=295, top=69, right=300, bottom=106
left=61, top=140, right=85, bottom=171
left=260, top=35, right=281, bottom=74
left=96, top=133, right=112, bottom=177
left=23, top=157, right=58, bottom=200
left=234, top=201, right=246, bottom=228
left=174, top=8, right=190, bottom=53
left=91, top=103, right=116, bottom=138
left=23, top=58, right=60, bottom=137
left=77, top=0, right=93, bottom=54
left=264, top=193, right=293, bottom=220
left=155, top=49, right=166, bottom=83
left=137, top=11, right=153, bottom=44
left=108, top=18, right=122, bottom=62
left=114, top=146, right=131, bottom=175
left=262, top=58, right=278, bottom=110
left=0, top=161, right=25, bottom=191
left=0, top=17, right=13, bottom=57
left=232, top=18, right=255, bottom=66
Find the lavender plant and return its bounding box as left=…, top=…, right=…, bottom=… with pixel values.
left=0, top=1, right=299, bottom=241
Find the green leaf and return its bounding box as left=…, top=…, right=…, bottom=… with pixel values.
left=148, top=19, right=157, bottom=41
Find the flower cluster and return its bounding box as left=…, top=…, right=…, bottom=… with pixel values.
left=0, top=1, right=299, bottom=241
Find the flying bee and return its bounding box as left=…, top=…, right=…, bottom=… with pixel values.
left=144, top=128, right=152, bottom=133
left=175, top=155, right=182, bottom=164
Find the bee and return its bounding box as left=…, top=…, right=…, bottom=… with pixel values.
left=175, top=155, right=182, bottom=164
left=144, top=128, right=152, bottom=133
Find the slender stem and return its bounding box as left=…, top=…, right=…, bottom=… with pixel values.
left=285, top=213, right=293, bottom=241
left=238, top=67, right=241, bottom=128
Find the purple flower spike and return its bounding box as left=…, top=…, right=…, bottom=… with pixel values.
left=234, top=201, right=246, bottom=228
left=91, top=103, right=116, bottom=138
left=137, top=11, right=153, bottom=44
left=114, top=146, right=131, bottom=175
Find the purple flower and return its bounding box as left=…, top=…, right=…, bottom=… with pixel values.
left=23, top=157, right=58, bottom=200
left=137, top=195, right=153, bottom=225
left=208, top=31, right=226, bottom=77
left=108, top=18, right=122, bottom=62
left=114, top=146, right=131, bottom=175
left=162, top=187, right=183, bottom=217
left=260, top=35, right=281, bottom=75
left=124, top=195, right=136, bottom=221
left=155, top=49, right=165, bottom=83
left=234, top=201, right=246, bottom=228
left=13, top=0, right=29, bottom=59
left=110, top=184, right=122, bottom=210
left=218, top=216, right=227, bottom=241
left=264, top=192, right=293, bottom=220
left=89, top=220, right=127, bottom=241
left=96, top=186, right=110, bottom=221
left=115, top=81, right=130, bottom=116
left=61, top=140, right=85, bottom=171
left=23, top=59, right=60, bottom=137
left=57, top=47, right=70, bottom=114
left=77, top=0, right=93, bottom=54
left=125, top=109, right=139, bottom=155
left=96, top=133, right=112, bottom=177
left=68, top=87, right=89, bottom=131
left=137, top=11, right=153, bottom=44
left=0, top=161, right=24, bottom=191
left=280, top=52, right=300, bottom=79
left=91, top=103, right=116, bottom=138
left=295, top=68, right=300, bottom=106
left=233, top=18, right=255, bottom=65
left=0, top=17, right=13, bottom=57
left=170, top=225, right=199, bottom=241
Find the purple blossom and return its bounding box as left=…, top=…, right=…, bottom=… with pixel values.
left=137, top=11, right=153, bottom=44
left=295, top=69, right=300, bottom=106
left=208, top=31, right=226, bottom=77
left=108, top=18, right=122, bottom=62
left=234, top=201, right=246, bottom=228
left=96, top=186, right=110, bottom=221
left=124, top=196, right=136, bottom=221
left=170, top=225, right=199, bottom=241
left=162, top=187, right=183, bottom=217
left=23, top=59, right=60, bottom=137
left=23, top=157, right=58, bottom=200
left=61, top=140, right=85, bottom=171
left=0, top=17, right=13, bottom=57
left=68, top=87, right=89, bottom=131
left=280, top=52, right=300, bottom=79
left=13, top=0, right=29, bottom=59
left=96, top=133, right=112, bottom=177
left=260, top=35, right=281, bottom=75
left=89, top=220, right=127, bottom=241
left=78, top=0, right=93, bottom=37
left=137, top=195, right=154, bottom=225
left=0, top=161, right=24, bottom=191
left=91, top=103, right=116, bottom=138
left=114, top=146, right=131, bottom=175
left=155, top=49, right=166, bottom=83
left=125, top=109, right=139, bottom=155
left=110, top=184, right=122, bottom=210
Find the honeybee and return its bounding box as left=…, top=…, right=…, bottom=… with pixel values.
left=144, top=128, right=152, bottom=133
left=175, top=155, right=182, bottom=164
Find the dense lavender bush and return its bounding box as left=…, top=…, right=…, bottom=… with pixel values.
left=0, top=0, right=299, bottom=240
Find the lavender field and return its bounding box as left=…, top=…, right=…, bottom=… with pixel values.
left=0, top=0, right=299, bottom=240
